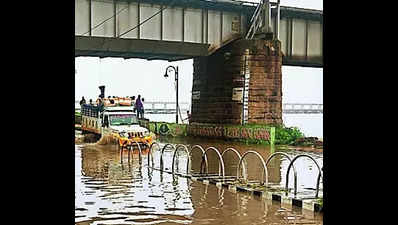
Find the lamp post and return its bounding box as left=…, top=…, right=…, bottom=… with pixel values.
left=164, top=65, right=179, bottom=124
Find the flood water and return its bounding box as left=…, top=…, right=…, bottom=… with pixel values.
left=75, top=137, right=323, bottom=225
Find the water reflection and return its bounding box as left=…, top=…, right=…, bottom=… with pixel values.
left=76, top=140, right=323, bottom=225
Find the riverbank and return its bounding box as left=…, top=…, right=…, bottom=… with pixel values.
left=148, top=121, right=322, bottom=149
left=74, top=122, right=322, bottom=153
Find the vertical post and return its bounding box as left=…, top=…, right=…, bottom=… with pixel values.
left=276, top=0, right=280, bottom=40
left=262, top=0, right=271, bottom=33
left=137, top=1, right=140, bottom=39
left=270, top=127, right=275, bottom=153
left=176, top=67, right=179, bottom=124
left=160, top=4, right=163, bottom=40
left=201, top=9, right=204, bottom=43
left=241, top=55, right=247, bottom=125
left=305, top=19, right=309, bottom=61
left=88, top=0, right=92, bottom=36
left=220, top=11, right=223, bottom=45
left=182, top=8, right=185, bottom=42
left=206, top=9, right=208, bottom=44
left=113, top=0, right=117, bottom=37
left=289, top=18, right=293, bottom=57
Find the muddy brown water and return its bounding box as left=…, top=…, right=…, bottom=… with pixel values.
left=75, top=136, right=323, bottom=225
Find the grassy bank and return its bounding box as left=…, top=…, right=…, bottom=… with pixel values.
left=148, top=122, right=305, bottom=146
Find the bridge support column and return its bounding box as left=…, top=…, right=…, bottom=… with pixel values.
left=191, top=38, right=283, bottom=125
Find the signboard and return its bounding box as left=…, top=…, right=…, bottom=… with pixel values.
left=232, top=17, right=240, bottom=33
left=232, top=87, right=243, bottom=102
left=192, top=91, right=200, bottom=100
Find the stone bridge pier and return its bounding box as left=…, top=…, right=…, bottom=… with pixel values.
left=191, top=38, right=283, bottom=125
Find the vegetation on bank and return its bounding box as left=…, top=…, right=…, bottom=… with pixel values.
left=148, top=121, right=306, bottom=146
left=273, top=125, right=305, bottom=145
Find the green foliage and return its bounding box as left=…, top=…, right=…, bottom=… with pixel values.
left=274, top=125, right=305, bottom=145
left=317, top=198, right=323, bottom=207
left=75, top=111, right=82, bottom=124
left=149, top=122, right=187, bottom=136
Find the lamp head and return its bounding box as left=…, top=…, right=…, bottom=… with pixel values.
left=164, top=70, right=169, bottom=78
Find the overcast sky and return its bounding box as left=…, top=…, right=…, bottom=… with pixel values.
left=75, top=0, right=323, bottom=104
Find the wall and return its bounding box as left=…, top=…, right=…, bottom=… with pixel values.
left=191, top=38, right=283, bottom=125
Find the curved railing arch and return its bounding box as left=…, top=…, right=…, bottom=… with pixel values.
left=203, top=147, right=225, bottom=179
left=286, top=154, right=323, bottom=198
left=265, top=152, right=298, bottom=195
left=147, top=142, right=161, bottom=168
left=118, top=139, right=142, bottom=164
left=316, top=166, right=323, bottom=197
left=190, top=145, right=208, bottom=174
left=222, top=147, right=245, bottom=177
left=160, top=143, right=176, bottom=171
left=222, top=147, right=242, bottom=160
left=171, top=144, right=190, bottom=175
left=132, top=140, right=142, bottom=165
left=237, top=150, right=269, bottom=186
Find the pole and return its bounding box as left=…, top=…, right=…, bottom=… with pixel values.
left=270, top=127, right=275, bottom=153
left=176, top=66, right=179, bottom=124
left=242, top=56, right=247, bottom=125
left=276, top=0, right=280, bottom=40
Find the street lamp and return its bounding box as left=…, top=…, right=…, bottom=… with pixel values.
left=164, top=65, right=179, bottom=124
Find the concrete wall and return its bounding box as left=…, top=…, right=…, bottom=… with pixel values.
left=191, top=38, right=283, bottom=125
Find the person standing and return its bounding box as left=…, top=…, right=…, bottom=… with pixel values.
left=141, top=98, right=145, bottom=119
left=98, top=98, right=105, bottom=112
left=130, top=96, right=136, bottom=110
left=79, top=96, right=86, bottom=106
left=183, top=110, right=191, bottom=124
left=135, top=95, right=143, bottom=119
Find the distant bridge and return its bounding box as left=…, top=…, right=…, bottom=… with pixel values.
left=75, top=101, right=322, bottom=114
left=282, top=103, right=322, bottom=114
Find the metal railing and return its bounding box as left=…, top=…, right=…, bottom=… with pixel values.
left=75, top=101, right=322, bottom=114
left=122, top=141, right=323, bottom=198
left=75, top=100, right=190, bottom=114
left=282, top=103, right=323, bottom=114
left=245, top=0, right=280, bottom=39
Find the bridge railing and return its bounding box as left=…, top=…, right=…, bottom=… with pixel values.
left=75, top=101, right=322, bottom=113
left=283, top=103, right=323, bottom=110
left=75, top=101, right=191, bottom=113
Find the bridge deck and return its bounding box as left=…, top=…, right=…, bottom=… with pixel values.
left=75, top=36, right=210, bottom=61
left=75, top=0, right=322, bottom=67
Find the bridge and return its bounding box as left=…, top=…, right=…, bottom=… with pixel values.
left=282, top=103, right=323, bottom=114
left=75, top=101, right=323, bottom=114
left=75, top=0, right=323, bottom=67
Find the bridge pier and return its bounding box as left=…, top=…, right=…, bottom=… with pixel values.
left=191, top=38, right=283, bottom=125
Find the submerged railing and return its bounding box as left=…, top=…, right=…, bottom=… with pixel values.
left=120, top=141, right=323, bottom=198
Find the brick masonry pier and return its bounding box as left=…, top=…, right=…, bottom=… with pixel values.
left=191, top=38, right=283, bottom=125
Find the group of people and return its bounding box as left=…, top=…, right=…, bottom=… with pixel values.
left=79, top=95, right=192, bottom=123
left=80, top=96, right=105, bottom=112
left=79, top=94, right=145, bottom=119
